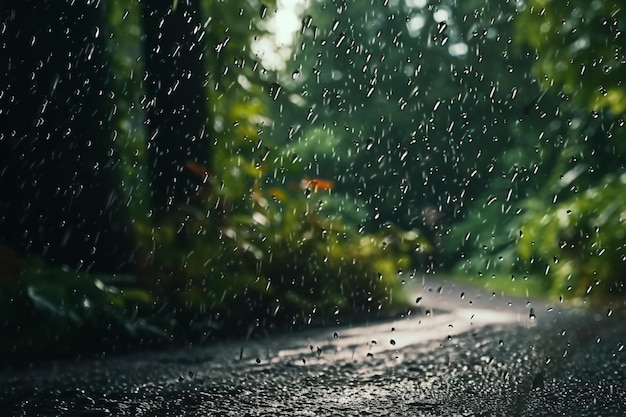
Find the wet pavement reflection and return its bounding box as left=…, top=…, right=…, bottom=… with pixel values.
left=1, top=278, right=625, bottom=416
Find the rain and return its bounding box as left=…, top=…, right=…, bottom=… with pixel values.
left=0, top=0, right=625, bottom=415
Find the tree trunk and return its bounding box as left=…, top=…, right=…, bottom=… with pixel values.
left=0, top=1, right=133, bottom=272
left=140, top=0, right=211, bottom=220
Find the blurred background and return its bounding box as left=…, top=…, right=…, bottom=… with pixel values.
left=0, top=0, right=624, bottom=361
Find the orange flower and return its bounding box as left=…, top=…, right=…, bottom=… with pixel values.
left=301, top=178, right=334, bottom=192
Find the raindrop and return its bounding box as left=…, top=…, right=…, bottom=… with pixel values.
left=333, top=332, right=339, bottom=338
left=529, top=308, right=536, bottom=320
left=256, top=357, right=261, bottom=364
left=390, top=339, right=396, bottom=345
left=415, top=296, right=422, bottom=304
left=292, top=70, right=300, bottom=80
left=269, top=82, right=282, bottom=101
left=260, top=4, right=268, bottom=19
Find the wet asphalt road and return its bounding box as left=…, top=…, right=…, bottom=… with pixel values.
left=1, top=277, right=625, bottom=416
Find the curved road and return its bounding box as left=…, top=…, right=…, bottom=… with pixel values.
left=1, top=277, right=625, bottom=416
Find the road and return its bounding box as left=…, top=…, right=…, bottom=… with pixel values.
left=1, top=277, right=625, bottom=416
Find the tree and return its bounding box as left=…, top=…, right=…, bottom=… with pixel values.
left=516, top=0, right=626, bottom=117
left=275, top=0, right=549, bottom=265
left=514, top=0, right=626, bottom=299
left=140, top=0, right=211, bottom=219
left=0, top=0, right=134, bottom=272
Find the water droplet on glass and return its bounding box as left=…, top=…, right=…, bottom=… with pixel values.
left=529, top=308, right=536, bottom=320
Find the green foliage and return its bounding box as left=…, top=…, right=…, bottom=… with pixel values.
left=0, top=0, right=427, bottom=362
left=7, top=0, right=626, bottom=363
left=444, top=199, right=523, bottom=276
left=515, top=0, right=626, bottom=116
left=0, top=259, right=160, bottom=361
left=518, top=173, right=626, bottom=299
left=134, top=182, right=427, bottom=330
left=509, top=0, right=626, bottom=300
left=275, top=0, right=541, bottom=230
left=442, top=0, right=626, bottom=302
left=199, top=0, right=279, bottom=198
left=104, top=0, right=151, bottom=223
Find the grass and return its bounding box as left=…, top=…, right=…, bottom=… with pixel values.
left=446, top=272, right=552, bottom=300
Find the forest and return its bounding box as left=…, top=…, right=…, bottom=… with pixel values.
left=0, top=0, right=624, bottom=361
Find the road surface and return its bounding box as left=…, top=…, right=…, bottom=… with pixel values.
left=1, top=277, right=625, bottom=416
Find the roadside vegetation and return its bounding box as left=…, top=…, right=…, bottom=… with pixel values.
left=0, top=0, right=623, bottom=361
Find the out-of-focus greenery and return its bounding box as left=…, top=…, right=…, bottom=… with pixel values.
left=518, top=174, right=626, bottom=299
left=515, top=0, right=625, bottom=116
left=276, top=0, right=625, bottom=304
left=135, top=183, right=428, bottom=331
left=0, top=180, right=426, bottom=360
left=0, top=246, right=159, bottom=360
left=0, top=0, right=424, bottom=361
left=1, top=0, right=625, bottom=363
left=510, top=0, right=626, bottom=301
